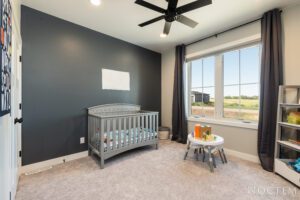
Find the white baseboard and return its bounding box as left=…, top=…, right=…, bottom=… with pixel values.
left=224, top=148, right=259, bottom=163
left=20, top=151, right=88, bottom=175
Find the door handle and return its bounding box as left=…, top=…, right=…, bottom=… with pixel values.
left=14, top=117, right=23, bottom=124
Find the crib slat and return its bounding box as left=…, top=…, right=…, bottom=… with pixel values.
left=124, top=117, right=127, bottom=147
left=152, top=114, right=155, bottom=139
left=95, top=117, right=98, bottom=149
left=118, top=118, right=122, bottom=149
left=106, top=119, right=110, bottom=153
left=145, top=115, right=148, bottom=141
left=153, top=114, right=156, bottom=139
left=99, top=118, right=105, bottom=168
left=146, top=115, right=149, bottom=141
left=142, top=115, right=145, bottom=143
left=149, top=114, right=152, bottom=140
left=156, top=114, right=158, bottom=138
left=137, top=115, right=141, bottom=143
left=152, top=114, right=154, bottom=139
left=128, top=117, right=132, bottom=145
left=151, top=114, right=154, bottom=140
left=101, top=118, right=105, bottom=154
left=146, top=114, right=149, bottom=141
left=133, top=116, right=136, bottom=144
left=112, top=119, right=116, bottom=150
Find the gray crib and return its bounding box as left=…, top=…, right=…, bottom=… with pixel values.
left=87, top=104, right=159, bottom=169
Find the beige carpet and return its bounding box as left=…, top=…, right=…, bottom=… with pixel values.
left=16, top=140, right=299, bottom=200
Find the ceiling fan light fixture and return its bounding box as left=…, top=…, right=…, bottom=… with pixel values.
left=90, top=0, right=101, bottom=6
left=160, top=33, right=167, bottom=38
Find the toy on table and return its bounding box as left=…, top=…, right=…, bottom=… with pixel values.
left=287, top=112, right=300, bottom=125
left=193, top=124, right=215, bottom=141
left=289, top=158, right=300, bottom=173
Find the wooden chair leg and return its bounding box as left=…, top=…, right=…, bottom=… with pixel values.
left=222, top=148, right=227, bottom=163
left=212, top=154, right=217, bottom=168
left=183, top=141, right=191, bottom=160
left=88, top=147, right=92, bottom=156
left=208, top=147, right=214, bottom=172
left=218, top=149, right=225, bottom=164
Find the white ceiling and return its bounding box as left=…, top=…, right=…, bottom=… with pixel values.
left=21, top=0, right=300, bottom=53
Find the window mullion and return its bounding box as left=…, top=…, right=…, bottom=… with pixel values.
left=201, top=59, right=204, bottom=117
left=238, top=49, right=242, bottom=120
left=187, top=62, right=192, bottom=117
left=215, top=53, right=223, bottom=119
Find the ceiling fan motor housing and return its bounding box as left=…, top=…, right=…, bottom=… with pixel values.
left=165, top=10, right=178, bottom=22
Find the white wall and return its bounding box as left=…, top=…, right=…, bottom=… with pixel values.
left=161, top=48, right=175, bottom=130
left=282, top=4, right=300, bottom=85
left=186, top=21, right=260, bottom=59
left=11, top=0, right=21, bottom=31
left=161, top=4, right=300, bottom=157
left=0, top=1, right=21, bottom=200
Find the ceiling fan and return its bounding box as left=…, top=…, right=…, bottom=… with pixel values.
left=135, top=0, right=212, bottom=36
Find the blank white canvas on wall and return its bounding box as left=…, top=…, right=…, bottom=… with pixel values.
left=102, top=69, right=130, bottom=91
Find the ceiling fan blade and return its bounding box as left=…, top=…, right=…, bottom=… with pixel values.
left=163, top=22, right=172, bottom=35
left=176, top=15, right=198, bottom=28
left=168, top=0, right=178, bottom=11
left=139, top=15, right=165, bottom=27
left=135, top=0, right=166, bottom=14
left=176, top=0, right=212, bottom=15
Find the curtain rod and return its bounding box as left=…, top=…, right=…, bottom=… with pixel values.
left=186, top=10, right=282, bottom=47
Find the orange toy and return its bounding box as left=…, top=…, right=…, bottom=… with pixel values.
left=194, top=124, right=201, bottom=138
left=194, top=124, right=212, bottom=139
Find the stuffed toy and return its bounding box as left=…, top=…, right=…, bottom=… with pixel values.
left=289, top=157, right=300, bottom=173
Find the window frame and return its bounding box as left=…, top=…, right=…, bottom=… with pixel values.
left=222, top=45, right=261, bottom=121
left=187, top=42, right=261, bottom=129
left=188, top=55, right=216, bottom=118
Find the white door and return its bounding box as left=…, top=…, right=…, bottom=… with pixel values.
left=10, top=25, right=22, bottom=199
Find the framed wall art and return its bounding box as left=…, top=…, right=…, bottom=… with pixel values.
left=102, top=69, right=130, bottom=91
left=0, top=0, right=12, bottom=117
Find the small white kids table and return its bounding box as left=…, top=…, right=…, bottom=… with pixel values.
left=183, top=134, right=227, bottom=172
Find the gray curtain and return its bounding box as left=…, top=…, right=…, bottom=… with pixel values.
left=258, top=9, right=283, bottom=171
left=172, top=45, right=188, bottom=144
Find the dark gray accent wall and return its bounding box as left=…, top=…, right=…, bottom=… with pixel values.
left=21, top=6, right=161, bottom=165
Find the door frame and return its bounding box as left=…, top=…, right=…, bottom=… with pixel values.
left=10, top=14, right=22, bottom=199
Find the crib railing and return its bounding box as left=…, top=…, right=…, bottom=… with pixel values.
left=88, top=111, right=159, bottom=160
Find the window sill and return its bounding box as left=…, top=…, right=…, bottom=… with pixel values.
left=188, top=116, right=258, bottom=130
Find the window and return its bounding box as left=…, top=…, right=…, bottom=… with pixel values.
left=191, top=56, right=215, bottom=117
left=188, top=44, right=261, bottom=123
left=223, top=46, right=260, bottom=121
